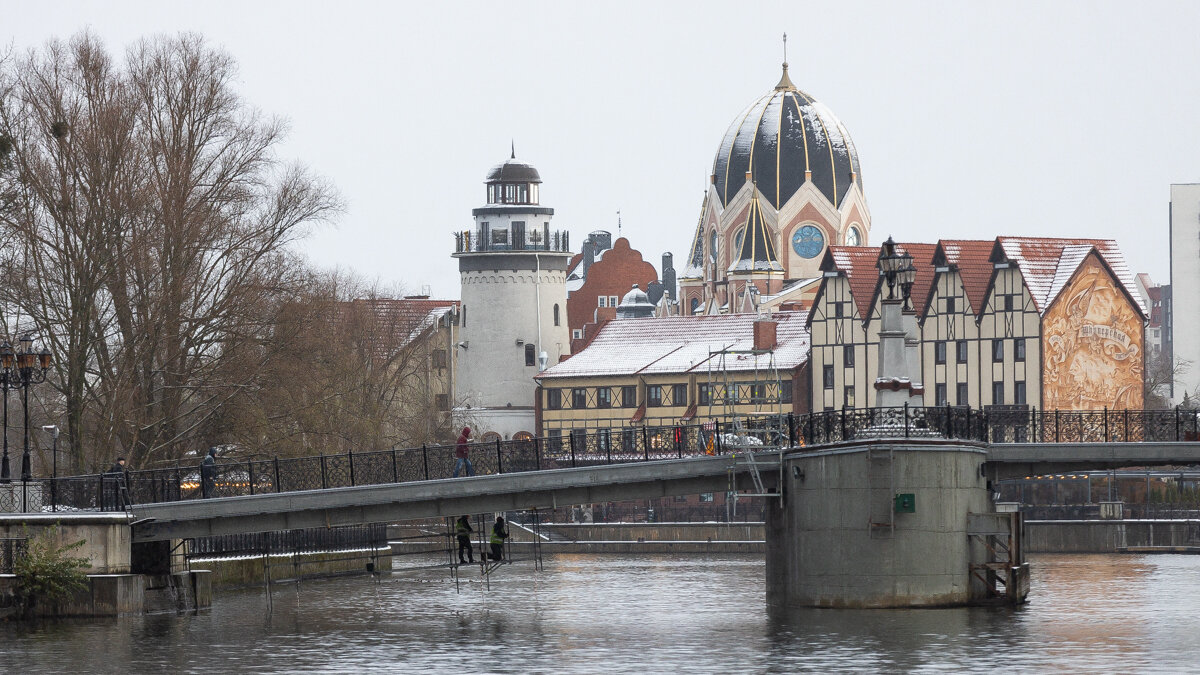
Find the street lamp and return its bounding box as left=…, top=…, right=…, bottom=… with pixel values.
left=40, top=425, right=59, bottom=478
left=877, top=236, right=918, bottom=308
left=0, top=342, right=15, bottom=482
left=41, top=425, right=58, bottom=512
left=0, top=335, right=52, bottom=482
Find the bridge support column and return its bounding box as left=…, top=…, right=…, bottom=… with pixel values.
left=767, top=439, right=1018, bottom=608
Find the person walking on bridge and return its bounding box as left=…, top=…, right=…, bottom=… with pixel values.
left=455, top=515, right=475, bottom=564
left=488, top=515, right=510, bottom=561
left=105, top=457, right=128, bottom=509
left=200, top=447, right=218, bottom=498
left=453, top=427, right=475, bottom=478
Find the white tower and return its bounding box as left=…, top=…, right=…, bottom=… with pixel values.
left=452, top=151, right=572, bottom=439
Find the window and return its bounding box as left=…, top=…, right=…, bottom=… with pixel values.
left=992, top=339, right=1004, bottom=363
left=609, top=295, right=618, bottom=307
left=699, top=493, right=714, bottom=503
left=525, top=343, right=535, bottom=366
left=935, top=341, right=947, bottom=365
left=672, top=384, right=688, bottom=407
left=462, top=305, right=466, bottom=326
left=572, top=329, right=583, bottom=339
left=435, top=393, right=449, bottom=411
left=597, top=387, right=612, bottom=408
left=780, top=382, right=792, bottom=404
left=690, top=298, right=700, bottom=314
left=570, top=428, right=587, bottom=452
left=432, top=349, right=447, bottom=369
left=946, top=296, right=956, bottom=314
left=622, top=385, right=636, bottom=408
left=492, top=229, right=508, bottom=245
left=548, top=429, right=563, bottom=453
left=698, top=383, right=711, bottom=406
left=823, top=365, right=835, bottom=390
left=487, top=185, right=495, bottom=203
left=750, top=383, right=767, bottom=404
left=956, top=340, right=968, bottom=364
left=934, top=383, right=947, bottom=406
left=648, top=385, right=663, bottom=407
left=843, top=344, right=855, bottom=367
left=1004, top=295, right=1014, bottom=311
left=553, top=304, right=560, bottom=326
left=956, top=382, right=969, bottom=406
left=622, top=428, right=635, bottom=451
left=1015, top=338, right=1026, bottom=362
left=992, top=381, right=1004, bottom=404
left=546, top=389, right=562, bottom=410
left=834, top=301, right=845, bottom=318
left=598, top=296, right=608, bottom=308
left=1015, top=381, right=1027, bottom=405
left=844, top=386, right=855, bottom=408
left=572, top=388, right=587, bottom=409
left=597, top=429, right=611, bottom=454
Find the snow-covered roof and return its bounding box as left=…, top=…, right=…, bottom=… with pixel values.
left=995, top=237, right=1146, bottom=316
left=537, top=311, right=809, bottom=379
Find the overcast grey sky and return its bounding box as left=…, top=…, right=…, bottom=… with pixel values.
left=8, top=1, right=1200, bottom=299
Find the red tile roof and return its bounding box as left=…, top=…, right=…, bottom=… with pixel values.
left=934, top=239, right=994, bottom=315
left=826, top=243, right=935, bottom=319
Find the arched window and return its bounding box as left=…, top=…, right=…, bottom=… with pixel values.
left=709, top=229, right=718, bottom=262
left=461, top=305, right=466, bottom=326
left=553, top=303, right=560, bottom=326
left=690, top=297, right=701, bottom=315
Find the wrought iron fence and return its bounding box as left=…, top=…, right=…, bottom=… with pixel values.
left=21, top=406, right=1200, bottom=512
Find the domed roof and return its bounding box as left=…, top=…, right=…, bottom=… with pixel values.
left=486, top=148, right=542, bottom=183
left=616, top=284, right=656, bottom=319
left=712, top=64, right=862, bottom=210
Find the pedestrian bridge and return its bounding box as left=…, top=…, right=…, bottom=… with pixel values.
left=21, top=406, right=1200, bottom=543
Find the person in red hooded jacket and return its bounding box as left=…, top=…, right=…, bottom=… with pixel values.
left=453, top=426, right=475, bottom=477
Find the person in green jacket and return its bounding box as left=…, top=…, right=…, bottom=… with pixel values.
left=455, top=515, right=474, bottom=564
left=489, top=515, right=509, bottom=561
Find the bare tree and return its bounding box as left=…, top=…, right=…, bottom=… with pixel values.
left=0, top=33, right=340, bottom=470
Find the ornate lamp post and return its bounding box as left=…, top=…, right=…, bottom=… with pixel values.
left=0, top=342, right=15, bottom=483
left=15, top=335, right=52, bottom=481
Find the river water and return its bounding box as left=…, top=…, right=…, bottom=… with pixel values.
left=4, top=552, right=1200, bottom=673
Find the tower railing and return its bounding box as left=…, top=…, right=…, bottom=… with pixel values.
left=454, top=227, right=570, bottom=253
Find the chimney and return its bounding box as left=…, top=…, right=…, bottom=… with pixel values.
left=753, top=318, right=777, bottom=351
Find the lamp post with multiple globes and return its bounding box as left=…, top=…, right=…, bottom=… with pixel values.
left=0, top=336, right=52, bottom=482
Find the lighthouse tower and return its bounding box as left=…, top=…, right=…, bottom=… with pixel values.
left=452, top=151, right=572, bottom=439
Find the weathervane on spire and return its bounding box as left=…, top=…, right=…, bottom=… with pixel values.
left=783, top=32, right=788, bottom=66
left=510, top=140, right=515, bottom=159
left=775, top=33, right=795, bottom=91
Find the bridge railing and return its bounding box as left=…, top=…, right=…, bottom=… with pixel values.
left=18, top=406, right=1200, bottom=511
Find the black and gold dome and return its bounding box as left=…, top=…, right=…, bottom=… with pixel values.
left=712, top=64, right=862, bottom=210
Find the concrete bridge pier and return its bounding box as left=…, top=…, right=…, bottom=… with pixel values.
left=766, top=438, right=1027, bottom=608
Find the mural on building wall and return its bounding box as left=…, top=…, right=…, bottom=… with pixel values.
left=1042, top=255, right=1144, bottom=410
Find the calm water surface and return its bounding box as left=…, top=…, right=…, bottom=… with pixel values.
left=4, top=553, right=1200, bottom=673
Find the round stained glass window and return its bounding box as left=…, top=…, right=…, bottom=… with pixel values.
left=791, top=225, right=825, bottom=259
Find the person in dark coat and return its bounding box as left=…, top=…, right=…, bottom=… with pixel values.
left=105, top=457, right=128, bottom=509
left=200, top=447, right=218, bottom=498
left=453, top=427, right=475, bottom=477
left=455, top=515, right=474, bottom=564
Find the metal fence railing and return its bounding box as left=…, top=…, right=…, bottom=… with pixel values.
left=189, top=523, right=388, bottom=558
left=14, top=406, right=1200, bottom=513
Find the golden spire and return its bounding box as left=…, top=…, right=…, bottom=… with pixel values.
left=775, top=32, right=796, bottom=91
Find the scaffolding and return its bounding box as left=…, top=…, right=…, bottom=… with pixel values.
left=705, top=339, right=787, bottom=511
left=442, top=510, right=545, bottom=593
